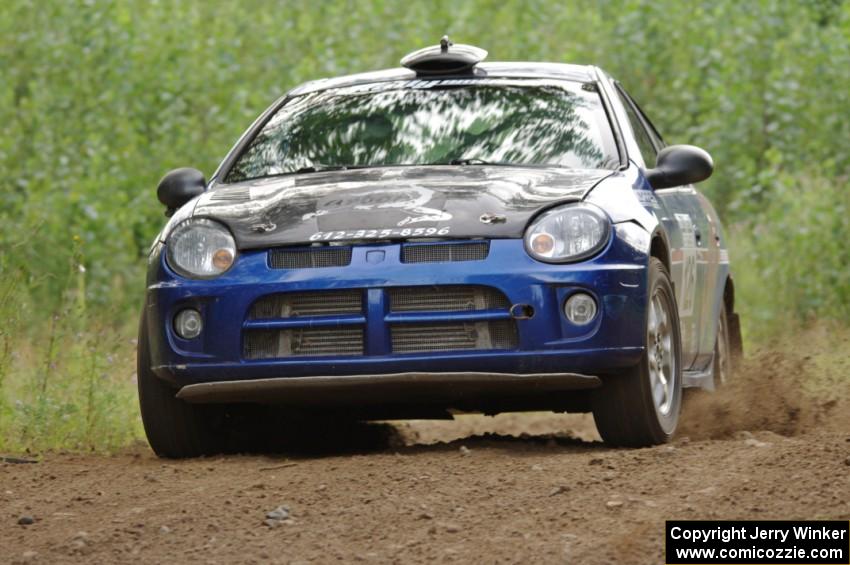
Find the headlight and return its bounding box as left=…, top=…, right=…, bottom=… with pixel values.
left=166, top=218, right=236, bottom=278
left=524, top=203, right=610, bottom=263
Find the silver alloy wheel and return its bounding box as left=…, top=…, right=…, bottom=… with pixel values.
left=648, top=290, right=676, bottom=416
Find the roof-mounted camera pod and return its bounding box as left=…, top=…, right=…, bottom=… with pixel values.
left=400, top=35, right=488, bottom=76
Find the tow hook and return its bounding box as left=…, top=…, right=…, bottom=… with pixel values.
left=510, top=304, right=535, bottom=319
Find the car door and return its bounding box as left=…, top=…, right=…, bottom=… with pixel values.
left=692, top=192, right=727, bottom=370
left=612, top=84, right=706, bottom=370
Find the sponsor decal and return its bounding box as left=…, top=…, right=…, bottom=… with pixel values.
left=310, top=226, right=451, bottom=241
left=675, top=213, right=698, bottom=317
left=635, top=189, right=658, bottom=208
left=302, top=186, right=453, bottom=227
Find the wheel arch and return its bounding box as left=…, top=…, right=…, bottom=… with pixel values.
left=650, top=230, right=671, bottom=273
left=722, top=273, right=743, bottom=360
left=723, top=273, right=736, bottom=313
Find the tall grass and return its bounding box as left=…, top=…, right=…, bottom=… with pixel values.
left=0, top=238, right=140, bottom=452
left=1, top=0, right=849, bottom=451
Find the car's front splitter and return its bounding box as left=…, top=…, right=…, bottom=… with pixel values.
left=175, top=370, right=603, bottom=406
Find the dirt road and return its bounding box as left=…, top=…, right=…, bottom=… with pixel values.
left=2, top=352, right=849, bottom=564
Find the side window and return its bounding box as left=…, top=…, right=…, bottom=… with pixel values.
left=614, top=86, right=658, bottom=167
left=628, top=91, right=666, bottom=149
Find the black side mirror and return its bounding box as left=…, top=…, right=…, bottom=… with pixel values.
left=646, top=145, right=713, bottom=190
left=157, top=168, right=206, bottom=215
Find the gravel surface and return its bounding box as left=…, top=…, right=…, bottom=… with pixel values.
left=2, top=352, right=849, bottom=563
left=2, top=413, right=849, bottom=564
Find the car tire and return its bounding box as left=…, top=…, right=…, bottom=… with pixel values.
left=591, top=258, right=683, bottom=446
left=713, top=301, right=733, bottom=388
left=137, top=312, right=228, bottom=458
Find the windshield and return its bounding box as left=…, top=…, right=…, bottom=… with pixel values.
left=225, top=79, right=619, bottom=183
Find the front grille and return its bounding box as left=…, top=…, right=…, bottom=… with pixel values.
left=391, top=321, right=518, bottom=354
left=401, top=242, right=489, bottom=263
left=248, top=290, right=362, bottom=319
left=269, top=247, right=352, bottom=269
left=388, top=285, right=509, bottom=312
left=244, top=327, right=364, bottom=359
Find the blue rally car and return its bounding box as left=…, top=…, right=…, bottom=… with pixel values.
left=139, top=38, right=742, bottom=457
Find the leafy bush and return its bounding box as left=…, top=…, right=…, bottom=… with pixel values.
left=732, top=171, right=850, bottom=340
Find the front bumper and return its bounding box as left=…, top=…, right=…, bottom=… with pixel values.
left=144, top=232, right=649, bottom=389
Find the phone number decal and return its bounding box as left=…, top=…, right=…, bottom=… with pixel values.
left=309, top=227, right=451, bottom=241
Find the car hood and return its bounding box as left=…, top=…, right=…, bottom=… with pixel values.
left=195, top=166, right=612, bottom=249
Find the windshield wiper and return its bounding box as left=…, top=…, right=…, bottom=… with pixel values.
left=294, top=164, right=384, bottom=174
left=294, top=164, right=350, bottom=174
left=448, top=157, right=494, bottom=166
left=430, top=158, right=519, bottom=167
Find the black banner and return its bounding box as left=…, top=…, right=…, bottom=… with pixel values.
left=666, top=521, right=849, bottom=564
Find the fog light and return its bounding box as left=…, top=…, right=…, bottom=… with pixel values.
left=564, top=293, right=597, bottom=325
left=174, top=309, right=203, bottom=339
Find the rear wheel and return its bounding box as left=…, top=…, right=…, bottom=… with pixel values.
left=137, top=313, right=230, bottom=458
left=714, top=302, right=732, bottom=387
left=592, top=258, right=683, bottom=446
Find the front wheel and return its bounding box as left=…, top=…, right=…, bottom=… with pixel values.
left=137, top=312, right=230, bottom=458
left=592, top=258, right=683, bottom=446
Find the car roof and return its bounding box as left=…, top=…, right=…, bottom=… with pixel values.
left=287, top=62, right=599, bottom=97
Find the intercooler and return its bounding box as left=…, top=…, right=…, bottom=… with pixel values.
left=243, top=327, right=365, bottom=359
left=388, top=285, right=508, bottom=312
left=390, top=321, right=518, bottom=354
left=242, top=285, right=518, bottom=359
left=248, top=289, right=362, bottom=319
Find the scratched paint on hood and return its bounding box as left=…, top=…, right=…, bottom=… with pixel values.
left=196, top=165, right=611, bottom=249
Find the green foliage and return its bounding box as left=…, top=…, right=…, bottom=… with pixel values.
left=0, top=0, right=848, bottom=451
left=732, top=170, right=850, bottom=340
left=0, top=240, right=140, bottom=452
